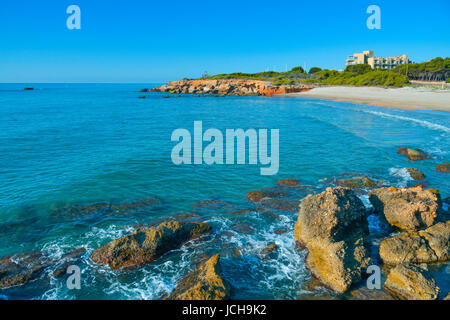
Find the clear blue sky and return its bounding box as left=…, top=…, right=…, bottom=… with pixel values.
left=1, top=0, right=449, bottom=83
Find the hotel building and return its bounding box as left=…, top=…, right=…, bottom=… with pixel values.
left=345, top=51, right=410, bottom=70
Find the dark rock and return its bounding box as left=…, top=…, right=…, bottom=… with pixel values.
left=91, top=221, right=211, bottom=270
left=0, top=251, right=50, bottom=288
left=277, top=179, right=299, bottom=186
left=436, top=162, right=450, bottom=173
left=406, top=168, right=426, bottom=180
left=398, top=147, right=430, bottom=161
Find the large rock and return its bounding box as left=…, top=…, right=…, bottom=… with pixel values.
left=294, top=187, right=371, bottom=293
left=369, top=186, right=440, bottom=231
left=398, top=147, right=430, bottom=161
left=337, top=176, right=376, bottom=189
left=379, top=221, right=450, bottom=265
left=384, top=264, right=439, bottom=300
left=91, top=221, right=211, bottom=270
left=166, top=255, right=230, bottom=300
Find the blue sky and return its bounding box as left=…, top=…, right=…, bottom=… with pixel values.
left=1, top=0, right=449, bottom=83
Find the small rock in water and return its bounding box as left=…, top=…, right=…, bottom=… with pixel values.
left=436, top=162, right=450, bottom=173
left=260, top=243, right=278, bottom=258
left=231, top=222, right=254, bottom=234
left=246, top=190, right=285, bottom=202
left=398, top=147, right=431, bottom=161
left=277, top=179, right=299, bottom=186
left=406, top=168, right=426, bottom=180
left=137, top=96, right=146, bottom=99
left=337, top=176, right=376, bottom=189
left=0, top=251, right=50, bottom=288
left=23, top=87, right=34, bottom=90
left=166, top=255, right=230, bottom=300
left=384, top=264, right=439, bottom=300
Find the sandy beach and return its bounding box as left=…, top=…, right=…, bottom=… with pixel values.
left=288, top=86, right=450, bottom=112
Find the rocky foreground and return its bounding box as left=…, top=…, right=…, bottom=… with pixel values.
left=0, top=147, right=449, bottom=300
left=148, top=79, right=316, bottom=96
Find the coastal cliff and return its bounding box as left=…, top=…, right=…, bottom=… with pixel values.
left=150, top=79, right=315, bottom=96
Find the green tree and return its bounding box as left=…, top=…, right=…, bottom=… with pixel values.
left=290, top=66, right=306, bottom=74
left=308, top=67, right=322, bottom=74
left=344, top=64, right=373, bottom=74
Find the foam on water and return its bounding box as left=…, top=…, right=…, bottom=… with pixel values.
left=389, top=167, right=413, bottom=187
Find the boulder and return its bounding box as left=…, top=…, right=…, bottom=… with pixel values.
left=398, top=147, right=430, bottom=161
left=369, top=186, right=440, bottom=231
left=349, top=286, right=395, bottom=300
left=379, top=221, right=450, bottom=265
left=166, top=255, right=230, bottom=300
left=294, top=187, right=371, bottom=293
left=436, top=162, right=450, bottom=173
left=91, top=221, right=211, bottom=270
left=260, top=243, right=278, bottom=258
left=384, top=264, right=439, bottom=300
left=445, top=293, right=450, bottom=300
left=337, top=176, right=376, bottom=189
left=406, top=168, right=426, bottom=180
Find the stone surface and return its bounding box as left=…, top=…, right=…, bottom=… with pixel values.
left=337, top=176, right=376, bottom=189
left=436, top=162, right=450, bottom=173
left=260, top=243, right=278, bottom=257
left=91, top=221, right=211, bottom=270
left=384, top=264, right=439, bottom=300
left=277, top=179, right=299, bottom=186
left=246, top=190, right=285, bottom=202
left=152, top=79, right=315, bottom=97
left=379, top=221, right=450, bottom=265
left=398, top=147, right=431, bottom=161
left=294, top=187, right=371, bottom=293
left=0, top=251, right=50, bottom=288
left=349, top=287, right=395, bottom=300
left=406, top=168, right=426, bottom=180
left=369, top=186, right=440, bottom=231
left=166, top=255, right=230, bottom=300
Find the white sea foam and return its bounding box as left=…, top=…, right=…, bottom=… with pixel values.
left=389, top=167, right=413, bottom=187
left=360, top=110, right=450, bottom=134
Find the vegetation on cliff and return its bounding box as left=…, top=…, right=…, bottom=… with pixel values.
left=392, top=57, right=450, bottom=81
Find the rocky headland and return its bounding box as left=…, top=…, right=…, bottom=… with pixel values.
left=149, top=79, right=316, bottom=96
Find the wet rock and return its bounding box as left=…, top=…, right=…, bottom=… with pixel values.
left=138, top=88, right=149, bottom=92
left=277, top=179, right=299, bottom=186
left=349, top=287, right=395, bottom=300
left=166, top=255, right=230, bottom=300
left=406, top=168, right=426, bottom=180
left=246, top=190, right=285, bottom=202
left=337, top=176, right=376, bottom=189
left=384, top=264, right=439, bottom=300
left=445, top=293, right=450, bottom=300
left=0, top=251, right=50, bottom=288
left=369, top=186, right=441, bottom=231
left=259, top=198, right=299, bottom=213
left=91, top=221, right=211, bottom=270
left=137, top=96, right=146, bottom=99
left=398, top=147, right=430, bottom=161
left=23, top=88, right=34, bottom=90
left=260, top=243, right=278, bottom=258
left=294, top=187, right=371, bottom=293
left=53, top=248, right=86, bottom=278
left=436, top=162, right=450, bottom=173
left=379, top=221, right=450, bottom=265
left=274, top=228, right=288, bottom=234
left=231, top=222, right=254, bottom=234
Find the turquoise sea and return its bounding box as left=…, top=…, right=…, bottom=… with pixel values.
left=0, top=83, right=449, bottom=299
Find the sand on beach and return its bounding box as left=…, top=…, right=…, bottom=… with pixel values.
left=287, top=86, right=450, bottom=112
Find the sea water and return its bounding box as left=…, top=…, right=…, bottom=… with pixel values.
left=0, top=83, right=449, bottom=299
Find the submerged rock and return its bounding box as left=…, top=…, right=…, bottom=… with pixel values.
left=349, top=286, right=395, bottom=300
left=379, top=221, right=450, bottom=265
left=246, top=190, right=285, bottom=202
left=277, top=179, right=299, bottom=186
left=53, top=248, right=86, bottom=278
left=91, top=221, right=211, bottom=270
left=294, top=187, right=371, bottom=293
left=337, top=176, right=376, bottom=189
left=398, top=147, right=431, bottom=161
left=260, top=243, right=278, bottom=258
left=369, top=186, right=441, bottom=231
left=166, top=255, right=230, bottom=300
left=436, top=162, right=450, bottom=173
left=259, top=198, right=299, bottom=213
left=0, top=251, right=50, bottom=288
left=406, top=168, right=426, bottom=180
left=384, top=264, right=439, bottom=300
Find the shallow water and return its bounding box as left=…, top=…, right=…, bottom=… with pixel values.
left=0, top=83, right=449, bottom=299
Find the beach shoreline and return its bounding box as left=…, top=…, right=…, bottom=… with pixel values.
left=285, top=86, right=450, bottom=112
